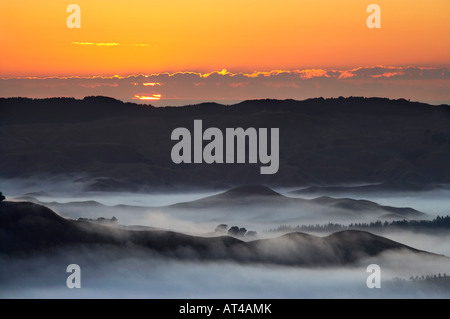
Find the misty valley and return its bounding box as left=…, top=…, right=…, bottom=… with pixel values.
left=1, top=97, right=450, bottom=298
left=1, top=179, right=450, bottom=298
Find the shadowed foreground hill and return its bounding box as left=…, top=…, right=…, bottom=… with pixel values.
left=1, top=97, right=450, bottom=190
left=0, top=201, right=437, bottom=266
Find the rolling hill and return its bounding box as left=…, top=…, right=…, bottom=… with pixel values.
left=0, top=200, right=436, bottom=266
left=169, top=185, right=424, bottom=220
left=1, top=97, right=450, bottom=190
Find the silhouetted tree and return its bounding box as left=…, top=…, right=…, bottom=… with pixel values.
left=270, top=215, right=450, bottom=233
left=228, top=226, right=240, bottom=236
left=237, top=227, right=247, bottom=237
left=0, top=192, right=5, bottom=202
left=215, top=224, right=228, bottom=233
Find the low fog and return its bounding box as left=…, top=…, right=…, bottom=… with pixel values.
left=5, top=178, right=450, bottom=236
left=287, top=186, right=450, bottom=216
left=3, top=177, right=450, bottom=247
left=1, top=176, right=221, bottom=207
left=1, top=247, right=449, bottom=299
left=2, top=177, right=450, bottom=298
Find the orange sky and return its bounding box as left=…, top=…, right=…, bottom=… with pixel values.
left=1, top=0, right=449, bottom=77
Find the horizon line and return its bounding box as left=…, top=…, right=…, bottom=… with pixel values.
left=1, top=65, right=448, bottom=80
left=2, top=95, right=449, bottom=107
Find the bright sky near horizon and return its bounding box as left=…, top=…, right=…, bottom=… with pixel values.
left=1, top=0, right=449, bottom=77
left=0, top=1, right=449, bottom=104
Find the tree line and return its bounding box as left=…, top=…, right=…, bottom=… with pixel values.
left=391, top=273, right=449, bottom=282
left=269, top=215, right=450, bottom=233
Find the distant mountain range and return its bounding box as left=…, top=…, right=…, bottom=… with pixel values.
left=169, top=185, right=424, bottom=220
left=15, top=185, right=425, bottom=223
left=289, top=181, right=448, bottom=195
left=0, top=200, right=438, bottom=266
left=1, top=96, right=450, bottom=191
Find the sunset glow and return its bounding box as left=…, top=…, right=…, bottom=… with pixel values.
left=1, top=0, right=449, bottom=78
left=0, top=1, right=448, bottom=104
left=143, top=83, right=162, bottom=87
left=72, top=42, right=120, bottom=46
left=133, top=94, right=162, bottom=101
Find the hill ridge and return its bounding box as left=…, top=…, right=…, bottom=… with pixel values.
left=0, top=201, right=439, bottom=266
left=2, top=96, right=450, bottom=189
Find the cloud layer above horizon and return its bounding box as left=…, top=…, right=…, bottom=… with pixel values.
left=1, top=66, right=449, bottom=106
